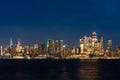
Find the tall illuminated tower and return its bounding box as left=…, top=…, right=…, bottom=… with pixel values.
left=10, top=38, right=13, bottom=47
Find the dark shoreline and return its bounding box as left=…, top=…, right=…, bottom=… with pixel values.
left=0, top=59, right=120, bottom=64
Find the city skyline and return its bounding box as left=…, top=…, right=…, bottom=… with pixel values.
left=0, top=32, right=110, bottom=47
left=0, top=32, right=116, bottom=59
left=0, top=0, right=120, bottom=47
left=0, top=1, right=120, bottom=80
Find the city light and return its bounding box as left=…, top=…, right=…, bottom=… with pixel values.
left=0, top=32, right=119, bottom=59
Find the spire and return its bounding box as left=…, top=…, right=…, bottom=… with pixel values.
left=10, top=38, right=13, bottom=47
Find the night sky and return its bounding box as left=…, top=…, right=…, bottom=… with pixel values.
left=0, top=0, right=120, bottom=48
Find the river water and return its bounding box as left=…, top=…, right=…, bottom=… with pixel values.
left=0, top=59, right=119, bottom=80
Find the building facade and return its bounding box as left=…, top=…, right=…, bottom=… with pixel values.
left=79, top=32, right=104, bottom=56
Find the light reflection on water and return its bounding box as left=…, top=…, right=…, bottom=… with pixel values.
left=0, top=60, right=120, bottom=80
left=78, top=63, right=100, bottom=80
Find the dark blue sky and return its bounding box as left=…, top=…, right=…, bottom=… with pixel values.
left=0, top=0, right=120, bottom=47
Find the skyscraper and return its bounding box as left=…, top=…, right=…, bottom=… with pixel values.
left=47, top=39, right=55, bottom=55
left=16, top=39, right=22, bottom=53
left=79, top=32, right=104, bottom=56
left=10, top=38, right=13, bottom=47
left=106, top=40, right=112, bottom=57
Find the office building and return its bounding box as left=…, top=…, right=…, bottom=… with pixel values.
left=79, top=32, right=104, bottom=56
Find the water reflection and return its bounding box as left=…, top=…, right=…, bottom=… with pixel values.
left=78, top=63, right=101, bottom=80
left=0, top=60, right=120, bottom=80
left=56, top=61, right=101, bottom=80
left=43, top=60, right=101, bottom=80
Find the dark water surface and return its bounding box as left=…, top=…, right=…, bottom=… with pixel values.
left=0, top=59, right=120, bottom=80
